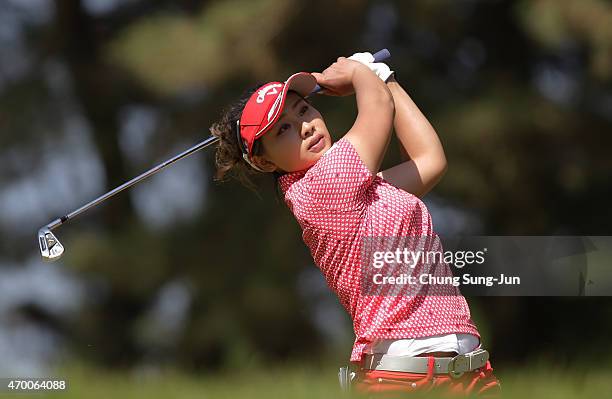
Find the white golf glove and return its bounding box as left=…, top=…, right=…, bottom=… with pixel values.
left=348, top=52, right=394, bottom=82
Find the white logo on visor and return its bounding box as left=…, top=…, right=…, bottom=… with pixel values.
left=256, top=84, right=282, bottom=103
left=268, top=94, right=283, bottom=121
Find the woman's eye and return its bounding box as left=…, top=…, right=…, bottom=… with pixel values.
left=278, top=123, right=290, bottom=134
left=299, top=105, right=309, bottom=116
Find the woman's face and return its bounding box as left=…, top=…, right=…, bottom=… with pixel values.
left=252, top=92, right=332, bottom=173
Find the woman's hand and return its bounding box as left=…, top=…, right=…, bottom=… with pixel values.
left=348, top=52, right=395, bottom=82
left=311, top=57, right=368, bottom=96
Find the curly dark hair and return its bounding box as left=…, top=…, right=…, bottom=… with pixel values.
left=209, top=85, right=267, bottom=190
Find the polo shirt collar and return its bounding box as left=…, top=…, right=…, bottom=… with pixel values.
left=278, top=168, right=308, bottom=194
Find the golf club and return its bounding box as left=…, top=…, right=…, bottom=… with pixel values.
left=37, top=48, right=391, bottom=261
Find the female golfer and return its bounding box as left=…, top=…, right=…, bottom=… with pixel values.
left=211, top=52, right=500, bottom=396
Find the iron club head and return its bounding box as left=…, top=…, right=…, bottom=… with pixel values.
left=38, top=227, right=64, bottom=261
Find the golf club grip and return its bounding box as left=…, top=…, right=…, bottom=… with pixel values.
left=312, top=48, right=391, bottom=94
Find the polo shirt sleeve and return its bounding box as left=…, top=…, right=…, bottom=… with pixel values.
left=303, top=138, right=375, bottom=211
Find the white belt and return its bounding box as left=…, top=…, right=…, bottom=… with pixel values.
left=362, top=349, right=489, bottom=378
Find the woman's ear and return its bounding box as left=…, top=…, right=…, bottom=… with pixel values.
left=250, top=155, right=278, bottom=173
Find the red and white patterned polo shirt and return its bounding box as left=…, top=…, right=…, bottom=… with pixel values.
left=278, top=138, right=480, bottom=362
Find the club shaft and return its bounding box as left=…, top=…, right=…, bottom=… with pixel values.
left=47, top=135, right=220, bottom=230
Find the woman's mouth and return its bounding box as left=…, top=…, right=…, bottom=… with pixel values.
left=307, top=134, right=324, bottom=152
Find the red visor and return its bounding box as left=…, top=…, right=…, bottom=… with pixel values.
left=237, top=72, right=317, bottom=158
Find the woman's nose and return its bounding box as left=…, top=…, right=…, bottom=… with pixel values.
left=301, top=121, right=314, bottom=138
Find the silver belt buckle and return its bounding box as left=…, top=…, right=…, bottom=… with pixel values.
left=447, top=349, right=489, bottom=378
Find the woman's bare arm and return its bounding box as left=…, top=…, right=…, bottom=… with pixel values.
left=313, top=59, right=395, bottom=174
left=377, top=76, right=447, bottom=197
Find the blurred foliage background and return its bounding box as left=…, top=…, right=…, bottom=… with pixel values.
left=1, top=0, right=612, bottom=396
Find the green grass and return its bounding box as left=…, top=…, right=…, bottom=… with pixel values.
left=3, top=362, right=611, bottom=398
